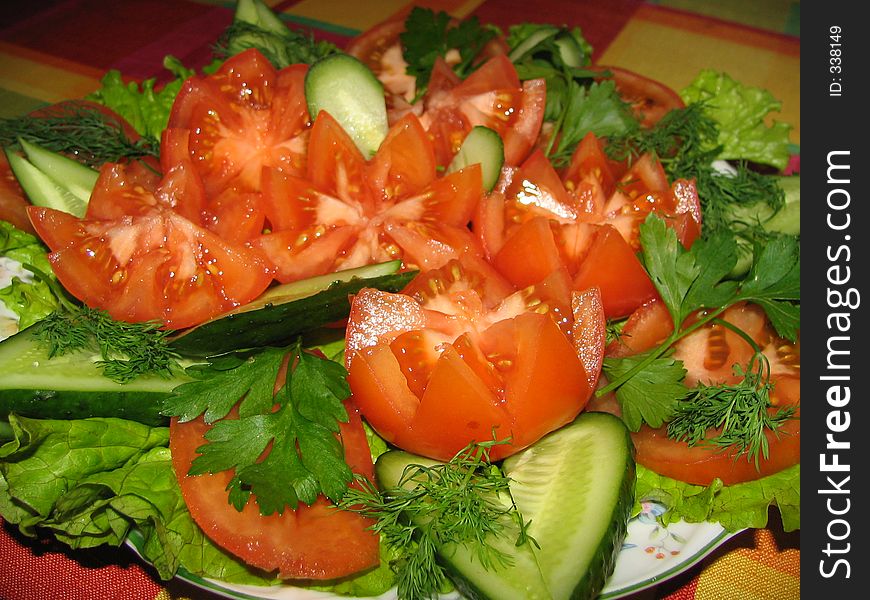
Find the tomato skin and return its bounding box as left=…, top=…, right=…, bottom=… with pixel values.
left=630, top=416, right=800, bottom=486
left=572, top=224, right=659, bottom=319
left=170, top=392, right=379, bottom=580
left=345, top=263, right=604, bottom=462
left=27, top=205, right=273, bottom=329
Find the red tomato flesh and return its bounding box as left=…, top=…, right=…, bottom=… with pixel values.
left=170, top=357, right=378, bottom=580
left=346, top=260, right=604, bottom=461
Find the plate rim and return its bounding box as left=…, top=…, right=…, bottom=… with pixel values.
left=126, top=520, right=742, bottom=600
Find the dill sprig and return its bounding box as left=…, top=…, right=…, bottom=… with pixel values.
left=667, top=351, right=797, bottom=467
left=340, top=440, right=536, bottom=600
left=28, top=266, right=181, bottom=383
left=0, top=103, right=159, bottom=167
left=606, top=103, right=785, bottom=243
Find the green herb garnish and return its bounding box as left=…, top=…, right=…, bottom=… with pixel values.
left=600, top=214, right=800, bottom=431
left=162, top=343, right=354, bottom=515
left=401, top=7, right=499, bottom=91
left=0, top=103, right=158, bottom=167
left=30, top=268, right=181, bottom=383
left=341, top=440, right=535, bottom=600
left=667, top=352, right=797, bottom=466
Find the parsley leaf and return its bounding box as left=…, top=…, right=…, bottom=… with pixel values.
left=602, top=353, right=688, bottom=430
left=599, top=213, right=800, bottom=432
left=400, top=7, right=498, bottom=90
left=162, top=344, right=353, bottom=515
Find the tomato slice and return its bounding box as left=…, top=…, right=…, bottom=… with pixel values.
left=346, top=260, right=603, bottom=461
left=170, top=359, right=378, bottom=580
left=253, top=111, right=486, bottom=283
left=592, top=65, right=685, bottom=128
left=27, top=205, right=273, bottom=329
left=596, top=302, right=800, bottom=485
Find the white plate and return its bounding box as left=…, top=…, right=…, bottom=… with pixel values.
left=127, top=498, right=740, bottom=600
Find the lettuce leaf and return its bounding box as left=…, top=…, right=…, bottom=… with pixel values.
left=633, top=463, right=800, bottom=532
left=0, top=415, right=274, bottom=584
left=86, top=57, right=196, bottom=141
left=0, top=221, right=58, bottom=333
left=680, top=70, right=793, bottom=170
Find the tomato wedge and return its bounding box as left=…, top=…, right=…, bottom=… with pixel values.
left=253, top=111, right=494, bottom=284
left=27, top=205, right=273, bottom=329
left=419, top=55, right=544, bottom=167
left=346, top=260, right=604, bottom=461
left=170, top=359, right=378, bottom=580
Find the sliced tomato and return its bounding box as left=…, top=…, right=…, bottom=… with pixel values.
left=253, top=111, right=487, bottom=283
left=346, top=260, right=604, bottom=461
left=592, top=65, right=685, bottom=128
left=595, top=302, right=800, bottom=485
left=27, top=205, right=273, bottom=329
left=1, top=151, right=35, bottom=234
left=84, top=161, right=161, bottom=220
left=167, top=49, right=309, bottom=203
left=170, top=358, right=378, bottom=580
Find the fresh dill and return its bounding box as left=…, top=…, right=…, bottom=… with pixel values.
left=667, top=352, right=797, bottom=467
left=606, top=103, right=786, bottom=244
left=340, top=440, right=536, bottom=600
left=28, top=268, right=181, bottom=383
left=0, top=103, right=159, bottom=167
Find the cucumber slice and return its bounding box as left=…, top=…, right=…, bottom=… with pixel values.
left=375, top=451, right=551, bottom=599
left=169, top=261, right=417, bottom=358
left=507, top=25, right=560, bottom=62
left=375, top=412, right=636, bottom=600
left=503, top=412, right=636, bottom=599
left=5, top=148, right=88, bottom=217
left=0, top=329, right=192, bottom=426
left=18, top=137, right=99, bottom=205
left=233, top=0, right=288, bottom=35
left=447, top=126, right=505, bottom=191
left=305, top=53, right=389, bottom=158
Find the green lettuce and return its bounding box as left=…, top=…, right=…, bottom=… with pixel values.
left=0, top=221, right=58, bottom=332
left=86, top=57, right=196, bottom=141
left=680, top=70, right=793, bottom=170
left=0, top=415, right=275, bottom=584
left=634, top=463, right=800, bottom=532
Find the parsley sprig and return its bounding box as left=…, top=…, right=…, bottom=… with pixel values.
left=600, top=214, right=800, bottom=431
left=162, top=343, right=354, bottom=515
left=341, top=440, right=536, bottom=600
left=400, top=7, right=499, bottom=91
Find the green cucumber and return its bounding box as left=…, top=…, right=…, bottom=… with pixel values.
left=447, top=126, right=505, bottom=191
left=4, top=147, right=88, bottom=217
left=375, top=412, right=636, bottom=600
left=305, top=53, right=389, bottom=158
left=507, top=25, right=560, bottom=63
left=233, top=0, right=288, bottom=35
left=169, top=261, right=417, bottom=358
left=0, top=329, right=192, bottom=426
left=18, top=137, right=99, bottom=205
left=503, top=412, right=635, bottom=599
